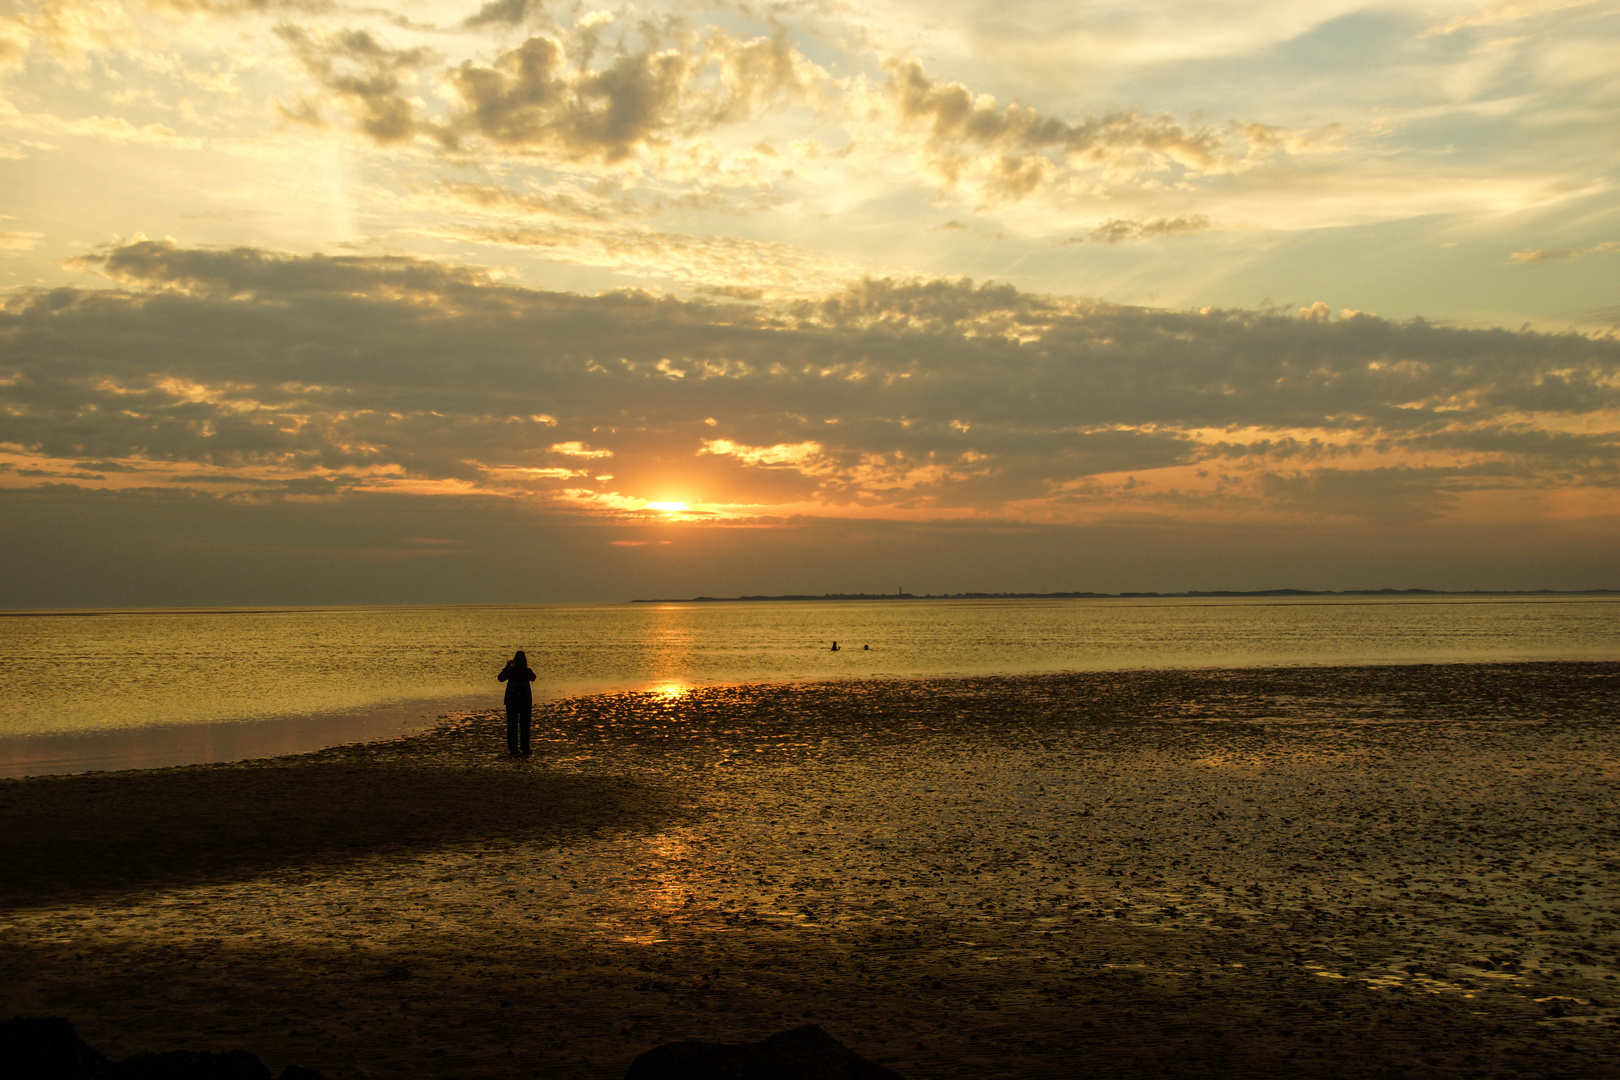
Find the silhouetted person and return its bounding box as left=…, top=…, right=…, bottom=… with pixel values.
left=498, top=650, right=536, bottom=757
left=863, top=644, right=869, bottom=650
left=830, top=641, right=839, bottom=651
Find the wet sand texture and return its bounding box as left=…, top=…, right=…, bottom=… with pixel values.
left=2, top=662, right=1617, bottom=1079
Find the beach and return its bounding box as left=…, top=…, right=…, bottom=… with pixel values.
left=2, top=662, right=1616, bottom=1078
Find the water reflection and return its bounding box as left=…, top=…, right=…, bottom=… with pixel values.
left=642, top=604, right=696, bottom=694
left=650, top=682, right=690, bottom=703
left=3, top=596, right=1616, bottom=773
left=0, top=698, right=448, bottom=779
left=636, top=833, right=695, bottom=918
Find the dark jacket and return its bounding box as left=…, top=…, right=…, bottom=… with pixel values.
left=498, top=663, right=536, bottom=707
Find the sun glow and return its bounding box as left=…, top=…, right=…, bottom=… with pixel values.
left=651, top=681, right=690, bottom=701
left=644, top=501, right=691, bottom=513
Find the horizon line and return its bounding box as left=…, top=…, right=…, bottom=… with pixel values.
left=632, top=588, right=1620, bottom=603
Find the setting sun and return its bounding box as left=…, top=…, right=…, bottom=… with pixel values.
left=644, top=501, right=691, bottom=513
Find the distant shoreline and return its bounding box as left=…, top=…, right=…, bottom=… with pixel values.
left=633, top=587, right=1620, bottom=603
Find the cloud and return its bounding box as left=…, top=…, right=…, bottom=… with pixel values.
left=150, top=0, right=333, bottom=13
left=550, top=440, right=612, bottom=458
left=423, top=220, right=870, bottom=295
left=875, top=58, right=1320, bottom=203
left=11, top=112, right=205, bottom=148
left=884, top=57, right=1224, bottom=169
left=1258, top=466, right=1475, bottom=524
left=1424, top=0, right=1600, bottom=37
left=5, top=242, right=1615, bottom=529
left=255, top=21, right=831, bottom=169
left=448, top=34, right=688, bottom=163
left=0, top=1, right=1379, bottom=238
left=0, top=0, right=130, bottom=72
left=275, top=24, right=450, bottom=147
left=428, top=180, right=640, bottom=223
left=462, top=0, right=541, bottom=30
left=83, top=238, right=495, bottom=296
left=1511, top=241, right=1619, bottom=264
left=447, top=30, right=824, bottom=164
left=1084, top=216, right=1212, bottom=244
left=8, top=479, right=1620, bottom=606
left=0, top=0, right=332, bottom=78
left=2, top=1, right=1618, bottom=602
left=232, top=16, right=1329, bottom=217
left=0, top=229, right=43, bottom=252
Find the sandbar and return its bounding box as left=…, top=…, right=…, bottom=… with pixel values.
left=2, top=662, right=1616, bottom=1078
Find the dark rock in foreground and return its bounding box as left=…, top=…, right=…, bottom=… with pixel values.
left=0, top=1017, right=110, bottom=1080
left=624, top=1025, right=903, bottom=1080
left=100, top=1050, right=273, bottom=1080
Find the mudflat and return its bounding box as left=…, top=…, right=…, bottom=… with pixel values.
left=2, top=663, right=1616, bottom=1079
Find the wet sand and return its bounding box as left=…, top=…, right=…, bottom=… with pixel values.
left=2, top=662, right=1617, bottom=1079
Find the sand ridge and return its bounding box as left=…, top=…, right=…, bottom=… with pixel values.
left=2, top=662, right=1617, bottom=1078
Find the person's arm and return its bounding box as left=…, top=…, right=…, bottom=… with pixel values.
left=498, top=665, right=510, bottom=682
left=526, top=667, right=536, bottom=682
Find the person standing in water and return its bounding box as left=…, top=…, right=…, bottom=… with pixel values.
left=497, top=650, right=536, bottom=757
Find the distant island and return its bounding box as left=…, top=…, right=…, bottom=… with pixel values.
left=633, top=588, right=1619, bottom=603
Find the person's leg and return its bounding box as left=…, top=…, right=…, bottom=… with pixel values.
left=519, top=705, right=532, bottom=756
left=506, top=705, right=520, bottom=755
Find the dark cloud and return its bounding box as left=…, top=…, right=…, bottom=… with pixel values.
left=447, top=32, right=812, bottom=162
left=792, top=276, right=1045, bottom=329
left=1258, top=466, right=1480, bottom=525
left=695, top=285, right=765, bottom=301
left=883, top=59, right=1240, bottom=199
left=90, top=238, right=496, bottom=296
left=6, top=242, right=1618, bottom=519
left=275, top=25, right=451, bottom=147
left=263, top=21, right=825, bottom=163
left=463, top=0, right=541, bottom=29
left=257, top=21, right=1265, bottom=193
left=263, top=21, right=820, bottom=161
left=884, top=59, right=1220, bottom=162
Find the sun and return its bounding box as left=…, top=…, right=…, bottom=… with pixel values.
left=643, top=501, right=690, bottom=513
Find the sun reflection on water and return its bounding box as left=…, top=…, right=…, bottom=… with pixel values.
left=641, top=603, right=697, bottom=702
left=634, top=833, right=695, bottom=923
left=651, top=682, right=690, bottom=702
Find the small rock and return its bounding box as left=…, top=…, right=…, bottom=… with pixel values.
left=624, top=1024, right=903, bottom=1080
left=100, top=1050, right=273, bottom=1080
left=0, top=1016, right=109, bottom=1080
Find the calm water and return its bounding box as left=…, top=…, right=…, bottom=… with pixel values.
left=2, top=596, right=1616, bottom=776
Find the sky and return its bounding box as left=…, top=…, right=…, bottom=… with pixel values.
left=1, top=0, right=1617, bottom=604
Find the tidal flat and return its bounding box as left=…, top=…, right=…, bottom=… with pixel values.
left=2, top=663, right=1617, bottom=1079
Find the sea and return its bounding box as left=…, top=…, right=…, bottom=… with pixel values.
left=2, top=595, right=1617, bottom=777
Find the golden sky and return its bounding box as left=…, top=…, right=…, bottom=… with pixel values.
left=1, top=0, right=1617, bottom=601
